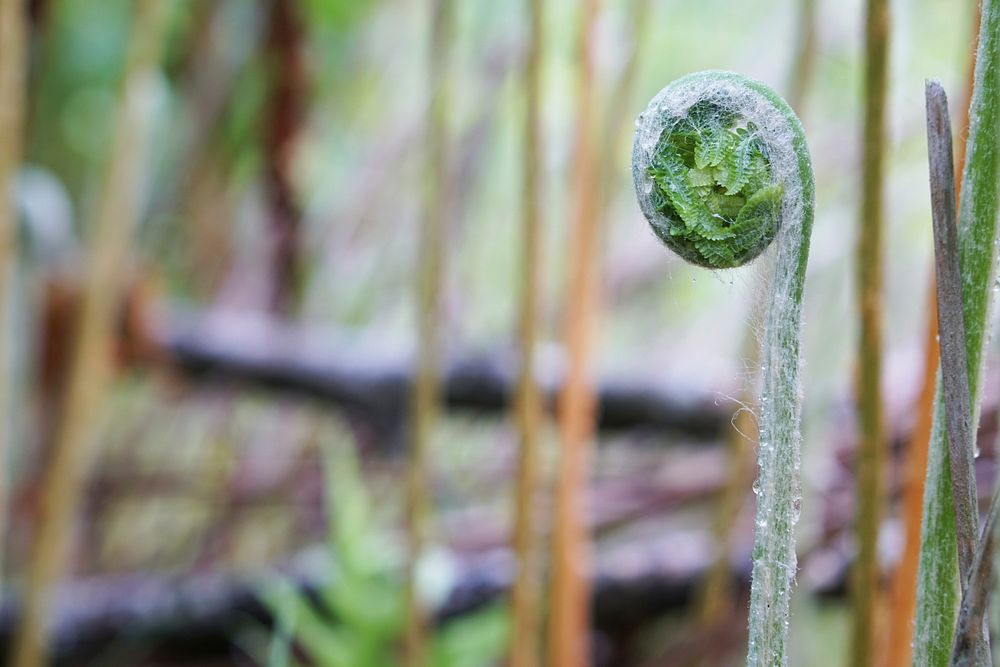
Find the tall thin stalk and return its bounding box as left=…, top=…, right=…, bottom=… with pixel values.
left=547, top=0, right=600, bottom=664
left=0, top=0, right=27, bottom=596
left=509, top=0, right=544, bottom=664
left=10, top=3, right=171, bottom=666
left=851, top=0, right=890, bottom=662
left=597, top=0, right=650, bottom=213
left=913, top=0, right=1000, bottom=663
left=405, top=1, right=452, bottom=666
left=786, top=0, right=817, bottom=115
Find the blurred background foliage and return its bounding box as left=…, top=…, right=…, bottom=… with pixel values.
left=0, top=0, right=989, bottom=665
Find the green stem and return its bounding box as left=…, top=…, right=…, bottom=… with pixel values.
left=633, top=70, right=815, bottom=667
left=913, top=1, right=1000, bottom=664
left=852, top=0, right=890, bottom=662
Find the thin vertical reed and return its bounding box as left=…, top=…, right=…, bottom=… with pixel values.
left=10, top=3, right=170, bottom=666
left=851, top=0, right=890, bottom=663
left=509, top=0, right=544, bottom=664
left=405, top=1, right=452, bottom=666
left=547, top=1, right=600, bottom=665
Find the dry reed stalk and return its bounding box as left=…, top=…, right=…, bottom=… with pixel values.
left=851, top=0, right=890, bottom=663
left=547, top=0, right=601, bottom=665
left=509, top=0, right=545, bottom=664
left=10, top=3, right=170, bottom=667
left=405, top=1, right=452, bottom=666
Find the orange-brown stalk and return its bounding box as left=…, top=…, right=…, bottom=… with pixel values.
left=547, top=0, right=601, bottom=665
left=884, top=3, right=980, bottom=665
left=10, top=3, right=170, bottom=667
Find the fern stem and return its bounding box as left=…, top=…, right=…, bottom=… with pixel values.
left=406, top=1, right=452, bottom=665
left=913, top=0, right=1000, bottom=663
left=10, top=3, right=171, bottom=666
left=633, top=71, right=815, bottom=667
left=699, top=0, right=817, bottom=628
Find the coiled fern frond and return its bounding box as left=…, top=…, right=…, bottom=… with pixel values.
left=633, top=70, right=815, bottom=667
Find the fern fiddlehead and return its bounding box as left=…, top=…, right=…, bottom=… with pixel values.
left=633, top=71, right=815, bottom=666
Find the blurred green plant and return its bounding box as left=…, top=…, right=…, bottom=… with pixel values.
left=259, top=444, right=507, bottom=667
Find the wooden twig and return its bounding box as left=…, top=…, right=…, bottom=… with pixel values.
left=0, top=530, right=752, bottom=667
left=9, top=3, right=171, bottom=666
left=851, top=0, right=890, bottom=662
left=926, top=80, right=978, bottom=582
left=158, top=310, right=729, bottom=441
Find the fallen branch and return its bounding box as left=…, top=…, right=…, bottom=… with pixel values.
left=150, top=308, right=730, bottom=443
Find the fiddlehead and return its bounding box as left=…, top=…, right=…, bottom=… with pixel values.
left=632, top=71, right=815, bottom=667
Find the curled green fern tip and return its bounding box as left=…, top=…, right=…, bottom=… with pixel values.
left=633, top=71, right=807, bottom=270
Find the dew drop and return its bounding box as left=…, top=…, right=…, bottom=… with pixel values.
left=752, top=479, right=761, bottom=495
